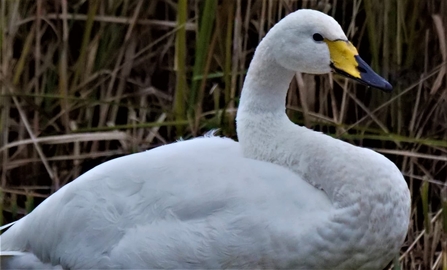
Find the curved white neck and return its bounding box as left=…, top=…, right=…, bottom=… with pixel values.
left=237, top=42, right=295, bottom=115
left=236, top=38, right=369, bottom=207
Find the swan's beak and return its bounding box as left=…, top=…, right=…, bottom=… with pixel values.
left=326, top=40, right=392, bottom=92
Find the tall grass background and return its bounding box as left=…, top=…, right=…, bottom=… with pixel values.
left=0, top=0, right=446, bottom=269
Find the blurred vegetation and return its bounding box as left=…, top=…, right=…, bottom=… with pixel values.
left=0, top=0, right=446, bottom=269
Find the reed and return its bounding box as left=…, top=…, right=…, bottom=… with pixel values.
left=0, top=1, right=446, bottom=268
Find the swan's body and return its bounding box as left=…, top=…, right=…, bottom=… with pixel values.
left=1, top=9, right=410, bottom=269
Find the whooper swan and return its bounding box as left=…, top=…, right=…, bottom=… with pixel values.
left=0, top=9, right=410, bottom=269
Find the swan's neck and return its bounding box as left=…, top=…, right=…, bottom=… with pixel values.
left=238, top=43, right=295, bottom=115
left=236, top=40, right=384, bottom=207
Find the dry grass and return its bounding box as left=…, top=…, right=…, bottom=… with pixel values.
left=0, top=0, right=446, bottom=269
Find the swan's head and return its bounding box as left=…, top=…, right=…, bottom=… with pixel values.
left=268, top=9, right=392, bottom=91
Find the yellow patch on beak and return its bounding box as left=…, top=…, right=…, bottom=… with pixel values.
left=325, top=40, right=361, bottom=79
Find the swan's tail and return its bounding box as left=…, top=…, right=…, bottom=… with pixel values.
left=0, top=251, right=63, bottom=269
left=1, top=221, right=61, bottom=269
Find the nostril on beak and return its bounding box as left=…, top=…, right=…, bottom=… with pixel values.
left=357, top=66, right=367, bottom=73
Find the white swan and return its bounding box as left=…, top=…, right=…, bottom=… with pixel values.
left=1, top=9, right=410, bottom=269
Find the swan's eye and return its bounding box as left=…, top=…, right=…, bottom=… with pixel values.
left=313, top=33, right=324, bottom=42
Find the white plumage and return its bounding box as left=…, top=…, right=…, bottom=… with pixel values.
left=1, top=9, right=410, bottom=269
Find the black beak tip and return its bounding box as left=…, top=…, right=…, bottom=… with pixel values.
left=354, top=55, right=393, bottom=92
left=379, top=80, right=393, bottom=92
left=362, top=77, right=393, bottom=92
